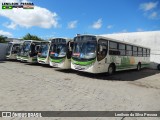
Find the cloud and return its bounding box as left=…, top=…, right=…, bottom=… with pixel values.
left=149, top=11, right=158, bottom=19
left=0, top=30, right=12, bottom=37
left=107, top=25, right=113, bottom=29
left=3, top=22, right=17, bottom=29
left=67, top=20, right=78, bottom=29
left=92, top=19, right=102, bottom=29
left=0, top=0, right=59, bottom=29
left=139, top=1, right=159, bottom=20
left=140, top=1, right=158, bottom=11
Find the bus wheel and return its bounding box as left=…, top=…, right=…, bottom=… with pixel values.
left=137, top=63, right=141, bottom=71
left=108, top=65, right=115, bottom=75
left=157, top=64, right=160, bottom=70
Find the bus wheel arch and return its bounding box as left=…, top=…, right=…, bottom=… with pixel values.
left=108, top=63, right=116, bottom=75
left=137, top=62, right=141, bottom=71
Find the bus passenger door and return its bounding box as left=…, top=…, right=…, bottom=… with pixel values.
left=97, top=39, right=109, bottom=73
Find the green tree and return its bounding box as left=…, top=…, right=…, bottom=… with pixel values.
left=22, top=33, right=43, bottom=41
left=0, top=35, right=7, bottom=43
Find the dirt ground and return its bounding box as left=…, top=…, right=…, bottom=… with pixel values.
left=0, top=60, right=160, bottom=120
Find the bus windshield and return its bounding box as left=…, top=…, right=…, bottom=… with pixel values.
left=23, top=41, right=31, bottom=52
left=6, top=43, right=12, bottom=55
left=72, top=36, right=97, bottom=60
left=50, top=42, right=67, bottom=58
left=38, top=42, right=49, bottom=58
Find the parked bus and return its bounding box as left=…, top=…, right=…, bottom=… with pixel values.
left=37, top=41, right=51, bottom=64
left=6, top=42, right=21, bottom=60
left=71, top=35, right=150, bottom=74
left=21, top=40, right=41, bottom=63
left=49, top=38, right=73, bottom=69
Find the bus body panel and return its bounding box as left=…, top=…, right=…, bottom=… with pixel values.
left=50, top=57, right=71, bottom=69
left=38, top=57, right=49, bottom=64
left=72, top=55, right=150, bottom=73
left=71, top=35, right=150, bottom=73
left=49, top=38, right=73, bottom=69
left=6, top=54, right=17, bottom=59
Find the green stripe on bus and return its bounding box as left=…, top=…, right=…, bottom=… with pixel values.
left=117, top=63, right=149, bottom=69
left=49, top=57, right=65, bottom=63
left=71, top=58, right=96, bottom=66
left=21, top=56, right=28, bottom=59
left=32, top=58, right=37, bottom=60
left=38, top=57, right=46, bottom=60
left=117, top=64, right=136, bottom=69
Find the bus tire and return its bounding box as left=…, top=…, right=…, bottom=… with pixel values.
left=137, top=63, right=141, bottom=71
left=108, top=64, right=115, bottom=75
left=157, top=64, right=160, bottom=70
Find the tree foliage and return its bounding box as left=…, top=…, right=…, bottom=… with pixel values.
left=0, top=35, right=7, bottom=43
left=22, top=33, right=43, bottom=41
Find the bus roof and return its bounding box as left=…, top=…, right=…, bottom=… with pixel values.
left=23, top=40, right=41, bottom=43
left=8, top=41, right=23, bottom=44
left=51, top=38, right=73, bottom=42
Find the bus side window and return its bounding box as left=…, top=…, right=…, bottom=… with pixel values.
left=109, top=41, right=120, bottom=55
left=97, top=39, right=108, bottom=61
left=143, top=48, right=147, bottom=57
left=133, top=46, right=138, bottom=56
left=138, top=47, right=142, bottom=57
left=126, top=45, right=133, bottom=56
left=119, top=43, right=126, bottom=56
left=147, top=49, right=150, bottom=57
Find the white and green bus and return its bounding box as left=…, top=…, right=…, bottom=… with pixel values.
left=49, top=38, right=73, bottom=69
left=71, top=35, right=150, bottom=74
left=37, top=41, right=51, bottom=64
left=21, top=40, right=41, bottom=63
left=6, top=42, right=22, bottom=60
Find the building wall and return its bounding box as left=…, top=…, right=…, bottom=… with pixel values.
left=0, top=43, right=7, bottom=61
